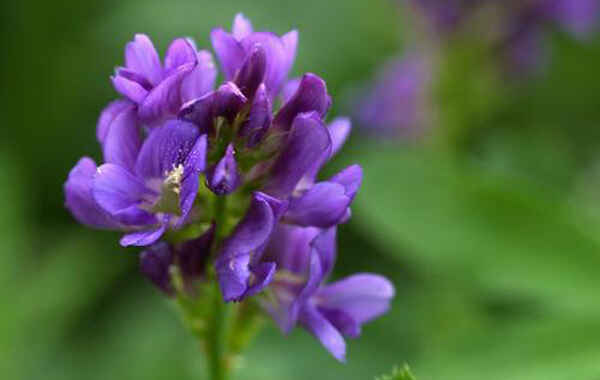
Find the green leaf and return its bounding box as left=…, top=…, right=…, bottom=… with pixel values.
left=375, top=365, right=416, bottom=380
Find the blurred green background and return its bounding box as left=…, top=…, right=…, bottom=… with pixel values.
left=4, top=0, right=600, bottom=379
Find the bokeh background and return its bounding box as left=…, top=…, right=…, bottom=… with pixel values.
left=4, top=0, right=600, bottom=379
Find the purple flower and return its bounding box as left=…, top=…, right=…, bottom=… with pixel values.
left=260, top=225, right=395, bottom=361
left=111, top=34, right=217, bottom=125
left=66, top=114, right=207, bottom=247
left=140, top=223, right=215, bottom=294
left=211, top=13, right=297, bottom=97
left=357, top=55, right=430, bottom=136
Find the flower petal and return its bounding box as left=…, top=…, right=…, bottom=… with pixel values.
left=234, top=44, right=267, bottom=97
left=215, top=192, right=286, bottom=301
left=180, top=50, right=217, bottom=103
left=97, top=99, right=135, bottom=143
left=164, top=38, right=197, bottom=74
left=316, top=274, right=395, bottom=325
left=211, top=28, right=245, bottom=80
left=64, top=157, right=121, bottom=229
left=139, top=242, right=173, bottom=294
left=299, top=305, right=347, bottom=362
left=125, top=34, right=163, bottom=86
left=135, top=119, right=200, bottom=180
left=111, top=75, right=149, bottom=104
left=327, top=117, right=351, bottom=157
left=265, top=112, right=332, bottom=198
left=120, top=222, right=167, bottom=247
left=280, top=77, right=300, bottom=104
left=176, top=134, right=208, bottom=227
left=232, top=13, right=253, bottom=40
left=206, top=144, right=241, bottom=195
left=273, top=73, right=331, bottom=131
left=102, top=103, right=141, bottom=172
left=284, top=182, right=350, bottom=228
left=239, top=83, right=272, bottom=147
left=138, top=62, right=196, bottom=124
left=92, top=163, right=156, bottom=225
left=330, top=164, right=362, bottom=200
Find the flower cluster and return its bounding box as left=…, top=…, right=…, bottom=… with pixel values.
left=64, top=14, right=394, bottom=361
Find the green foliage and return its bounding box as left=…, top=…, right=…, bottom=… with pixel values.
left=375, top=365, right=416, bottom=380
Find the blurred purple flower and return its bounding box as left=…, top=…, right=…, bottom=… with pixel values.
left=259, top=225, right=394, bottom=361
left=356, top=54, right=430, bottom=136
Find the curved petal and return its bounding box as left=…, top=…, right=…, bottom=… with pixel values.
left=177, top=134, right=208, bottom=228
left=92, top=163, right=156, bottom=225
left=316, top=274, right=395, bottom=325
left=111, top=75, right=148, bottom=104
left=64, top=157, right=121, bottom=229
left=215, top=192, right=286, bottom=301
left=97, top=99, right=134, bottom=143
left=206, top=144, right=241, bottom=195
left=211, top=28, right=245, bottom=80
left=232, top=13, right=253, bottom=40
left=138, top=62, right=196, bottom=123
left=139, top=242, right=173, bottom=294
left=327, top=117, right=351, bottom=157
left=240, top=32, right=292, bottom=96
left=273, top=73, right=331, bottom=131
left=330, top=165, right=362, bottom=200
left=284, top=182, right=350, bottom=228
left=299, top=305, right=347, bottom=362
left=265, top=112, right=332, bottom=198
left=180, top=50, right=217, bottom=103
left=135, top=119, right=200, bottom=180
left=239, top=83, right=272, bottom=147
left=102, top=103, right=141, bottom=171
left=234, top=44, right=266, bottom=97
left=164, top=38, right=197, bottom=74
left=280, top=77, right=300, bottom=104
left=120, top=222, right=167, bottom=247
left=125, top=34, right=163, bottom=86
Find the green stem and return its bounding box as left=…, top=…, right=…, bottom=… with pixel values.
left=205, top=195, right=232, bottom=380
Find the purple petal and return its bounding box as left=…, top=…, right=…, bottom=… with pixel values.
left=316, top=274, right=395, bottom=325
left=211, top=28, right=245, bottom=80
left=120, top=222, right=167, bottom=247
left=125, top=34, right=163, bottom=86
left=319, top=308, right=360, bottom=338
left=286, top=249, right=324, bottom=332
left=299, top=305, right=347, bottom=362
left=280, top=78, right=301, bottom=104
left=102, top=103, right=141, bottom=171
left=234, top=44, right=267, bottom=97
left=206, top=144, right=241, bottom=195
left=97, top=99, right=134, bottom=143
left=212, top=82, right=248, bottom=121
left=244, top=261, right=277, bottom=297
left=284, top=182, right=350, bottom=228
left=273, top=73, right=331, bottom=131
left=330, top=165, right=362, bottom=200
left=263, top=224, right=320, bottom=274
left=215, top=192, right=285, bottom=301
left=134, top=119, right=200, bottom=180
left=177, top=134, right=208, bottom=228
left=116, top=67, right=153, bottom=90
left=138, top=62, right=196, bottom=124
left=239, top=83, right=272, bottom=147
left=327, top=117, right=351, bottom=157
left=111, top=75, right=149, bottom=104
left=240, top=32, right=295, bottom=96
left=164, top=38, right=197, bottom=75
left=265, top=112, right=332, bottom=198
left=140, top=242, right=174, bottom=294
left=64, top=157, right=121, bottom=229
left=92, top=163, right=156, bottom=225
left=177, top=223, right=215, bottom=279
left=232, top=13, right=253, bottom=40
left=180, top=50, right=217, bottom=103
left=179, top=82, right=247, bottom=132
